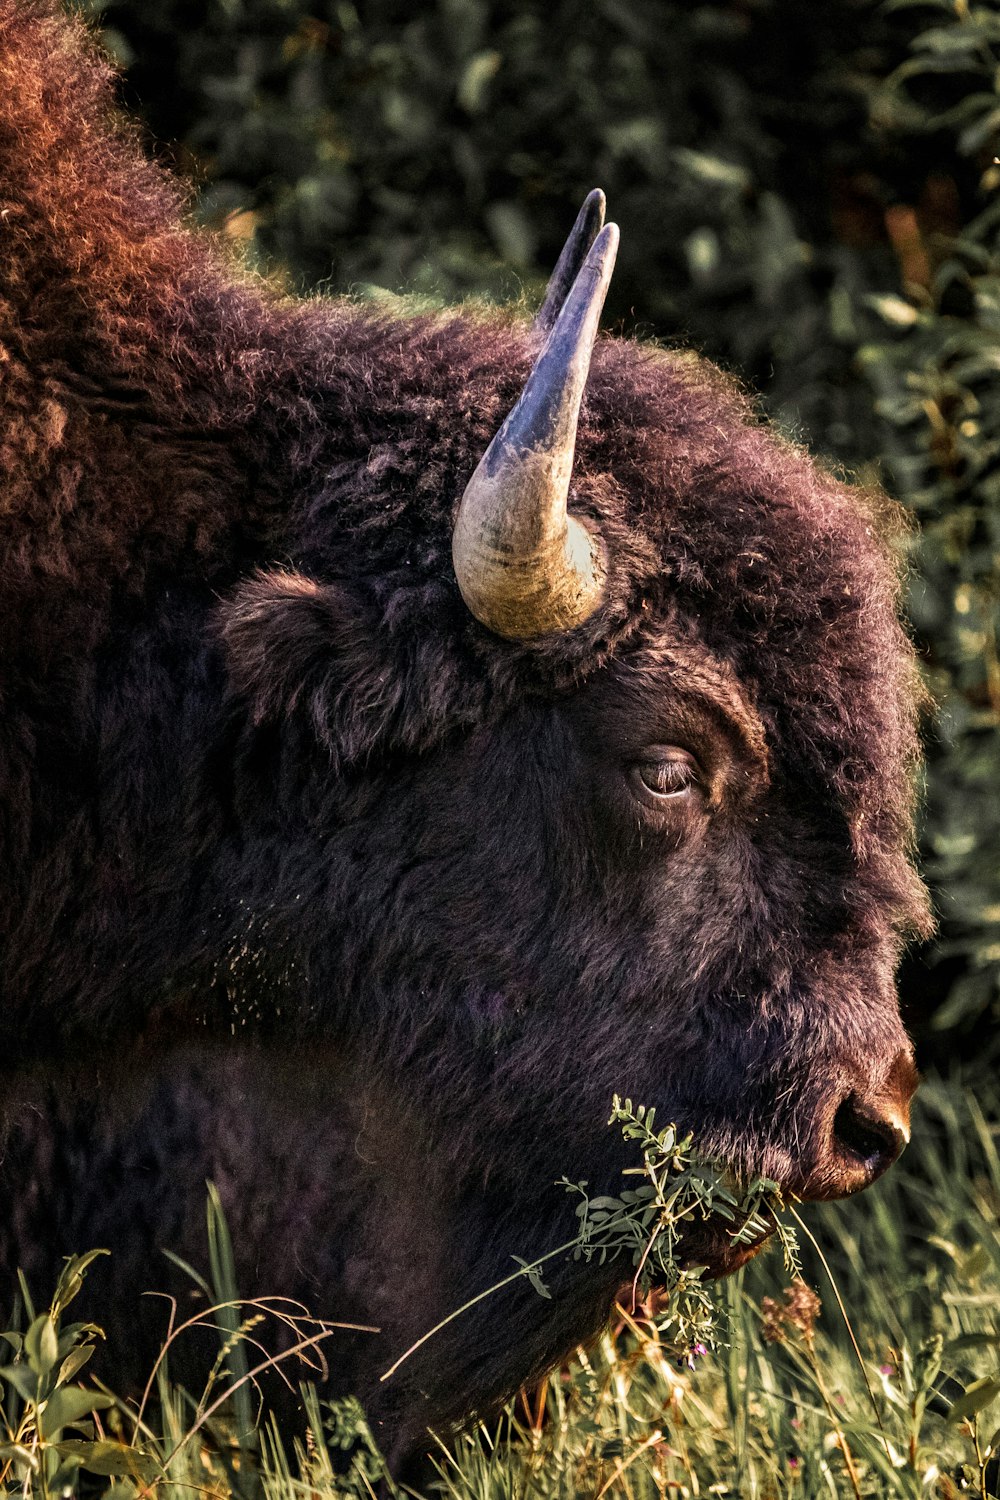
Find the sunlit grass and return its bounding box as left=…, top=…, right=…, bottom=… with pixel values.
left=1, top=1074, right=997, bottom=1498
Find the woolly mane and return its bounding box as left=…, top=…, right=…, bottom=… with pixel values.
left=0, top=0, right=930, bottom=1048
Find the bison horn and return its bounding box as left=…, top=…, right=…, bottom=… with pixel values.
left=535, top=189, right=606, bottom=336
left=452, top=219, right=618, bottom=639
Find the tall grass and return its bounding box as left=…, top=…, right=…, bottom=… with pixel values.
left=1, top=1073, right=997, bottom=1498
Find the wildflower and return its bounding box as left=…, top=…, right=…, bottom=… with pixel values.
left=761, top=1296, right=784, bottom=1344
left=761, top=1280, right=821, bottom=1345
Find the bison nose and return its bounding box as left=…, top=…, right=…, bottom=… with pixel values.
left=831, top=1095, right=906, bottom=1183
left=801, top=1047, right=917, bottom=1202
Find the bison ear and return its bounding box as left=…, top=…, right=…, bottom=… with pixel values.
left=216, top=570, right=379, bottom=763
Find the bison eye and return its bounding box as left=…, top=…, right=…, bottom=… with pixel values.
left=631, top=748, right=701, bottom=802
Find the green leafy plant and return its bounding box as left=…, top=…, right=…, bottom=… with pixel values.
left=0, top=1250, right=158, bottom=1496
left=0, top=1191, right=368, bottom=1500
left=562, top=1096, right=802, bottom=1361
left=384, top=1095, right=802, bottom=1386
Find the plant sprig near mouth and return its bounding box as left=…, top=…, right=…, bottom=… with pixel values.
left=382, top=1095, right=802, bottom=1383
left=558, top=1095, right=803, bottom=1361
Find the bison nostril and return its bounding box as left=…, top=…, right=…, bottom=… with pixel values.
left=832, top=1096, right=902, bottom=1173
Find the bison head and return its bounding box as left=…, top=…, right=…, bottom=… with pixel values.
left=201, top=195, right=932, bottom=1428
left=0, top=2, right=932, bottom=1451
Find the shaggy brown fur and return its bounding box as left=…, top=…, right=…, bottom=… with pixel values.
left=0, top=0, right=930, bottom=1454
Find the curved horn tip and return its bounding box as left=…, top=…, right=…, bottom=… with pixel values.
left=535, top=188, right=608, bottom=336
left=586, top=221, right=619, bottom=289
left=532, top=220, right=619, bottom=386
left=456, top=206, right=618, bottom=640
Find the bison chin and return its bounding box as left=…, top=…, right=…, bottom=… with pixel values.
left=677, top=1215, right=776, bottom=1280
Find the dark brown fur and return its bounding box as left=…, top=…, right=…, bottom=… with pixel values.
left=0, top=0, right=930, bottom=1451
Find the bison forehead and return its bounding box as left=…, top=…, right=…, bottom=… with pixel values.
left=568, top=635, right=771, bottom=797
left=288, top=312, right=921, bottom=895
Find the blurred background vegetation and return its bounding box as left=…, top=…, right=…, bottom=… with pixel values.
left=83, top=0, right=1000, bottom=1059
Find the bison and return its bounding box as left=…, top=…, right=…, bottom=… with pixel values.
left=0, top=0, right=930, bottom=1460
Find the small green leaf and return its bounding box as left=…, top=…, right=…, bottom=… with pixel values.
left=57, top=1344, right=95, bottom=1387
left=24, top=1315, right=58, bottom=1378
left=673, top=146, right=749, bottom=191
left=456, top=49, right=501, bottom=114
left=56, top=1439, right=161, bottom=1482
left=948, top=1375, right=1000, bottom=1424
left=512, top=1257, right=552, bottom=1300
left=867, top=292, right=920, bottom=327
left=53, top=1251, right=109, bottom=1315
left=0, top=1362, right=40, bottom=1404
left=41, top=1385, right=115, bottom=1437
left=57, top=1323, right=102, bottom=1362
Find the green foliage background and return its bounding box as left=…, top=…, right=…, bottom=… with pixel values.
left=83, top=0, right=1000, bottom=1049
